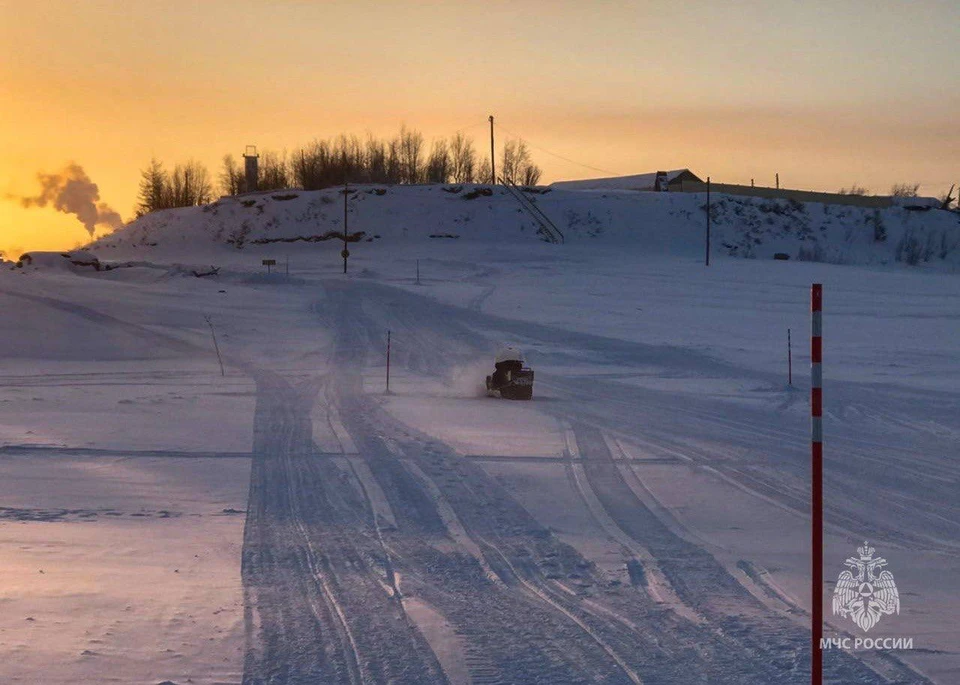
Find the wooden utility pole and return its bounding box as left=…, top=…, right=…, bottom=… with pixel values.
left=489, top=115, right=496, bottom=184
left=776, top=173, right=780, bottom=189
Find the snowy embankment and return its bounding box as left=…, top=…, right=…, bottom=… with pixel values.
left=87, top=184, right=960, bottom=268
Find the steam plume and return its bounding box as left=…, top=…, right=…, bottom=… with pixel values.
left=17, top=163, right=123, bottom=236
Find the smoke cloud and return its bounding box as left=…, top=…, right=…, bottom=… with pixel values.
left=16, top=163, right=123, bottom=236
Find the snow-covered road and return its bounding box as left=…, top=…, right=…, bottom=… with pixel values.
left=1, top=241, right=957, bottom=683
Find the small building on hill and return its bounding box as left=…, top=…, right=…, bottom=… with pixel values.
left=551, top=169, right=703, bottom=192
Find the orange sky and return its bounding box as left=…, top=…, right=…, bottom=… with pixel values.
left=2, top=0, right=958, bottom=257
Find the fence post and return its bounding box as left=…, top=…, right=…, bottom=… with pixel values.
left=811, top=284, right=823, bottom=685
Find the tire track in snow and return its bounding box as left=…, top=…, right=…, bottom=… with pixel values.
left=241, top=372, right=448, bottom=684
left=566, top=422, right=927, bottom=684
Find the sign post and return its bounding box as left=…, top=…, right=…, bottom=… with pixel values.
left=262, top=258, right=276, bottom=274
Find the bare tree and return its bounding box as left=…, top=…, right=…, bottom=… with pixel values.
left=398, top=125, right=425, bottom=183
left=500, top=138, right=541, bottom=185
left=258, top=150, right=289, bottom=191
left=302, top=140, right=337, bottom=189
left=500, top=139, right=519, bottom=183
left=386, top=136, right=402, bottom=184
left=219, top=154, right=244, bottom=196
left=292, top=147, right=313, bottom=190
left=450, top=132, right=476, bottom=183
left=521, top=158, right=542, bottom=187
left=338, top=135, right=366, bottom=182
left=165, top=160, right=212, bottom=207
left=477, top=156, right=493, bottom=184
left=188, top=160, right=213, bottom=205
left=425, top=138, right=451, bottom=183
left=365, top=135, right=388, bottom=183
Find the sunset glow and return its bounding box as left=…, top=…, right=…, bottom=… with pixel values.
left=2, top=0, right=958, bottom=256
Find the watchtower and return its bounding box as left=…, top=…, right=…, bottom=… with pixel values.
left=243, top=145, right=259, bottom=193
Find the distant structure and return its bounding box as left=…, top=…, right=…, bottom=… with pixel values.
left=551, top=169, right=702, bottom=192
left=244, top=145, right=259, bottom=193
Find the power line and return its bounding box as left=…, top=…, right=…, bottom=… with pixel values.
left=495, top=122, right=619, bottom=176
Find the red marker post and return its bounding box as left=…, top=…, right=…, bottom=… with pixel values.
left=811, top=284, right=823, bottom=684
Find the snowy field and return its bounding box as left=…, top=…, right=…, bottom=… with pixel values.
left=2, top=190, right=959, bottom=683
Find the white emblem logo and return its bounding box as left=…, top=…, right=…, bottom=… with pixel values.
left=832, top=541, right=900, bottom=632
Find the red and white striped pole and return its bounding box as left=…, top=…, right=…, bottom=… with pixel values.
left=811, top=284, right=823, bottom=684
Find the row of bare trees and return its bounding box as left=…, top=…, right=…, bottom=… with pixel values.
left=136, top=126, right=542, bottom=215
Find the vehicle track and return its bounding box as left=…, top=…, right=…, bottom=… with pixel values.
left=241, top=372, right=448, bottom=684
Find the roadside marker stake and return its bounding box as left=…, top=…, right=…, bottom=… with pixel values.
left=203, top=314, right=225, bottom=377
left=788, top=328, right=793, bottom=386
left=386, top=330, right=392, bottom=394
left=811, top=284, right=823, bottom=684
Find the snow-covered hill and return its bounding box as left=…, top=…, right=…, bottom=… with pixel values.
left=89, top=184, right=960, bottom=268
